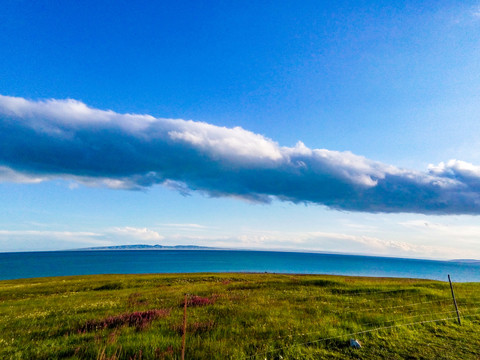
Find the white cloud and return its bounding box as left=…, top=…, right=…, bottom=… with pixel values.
left=159, top=223, right=210, bottom=231
left=0, top=166, right=46, bottom=184
left=162, top=223, right=208, bottom=228
left=0, top=223, right=474, bottom=259
left=168, top=122, right=283, bottom=163
left=0, top=229, right=102, bottom=239
left=2, top=94, right=480, bottom=214
left=0, top=230, right=109, bottom=250
left=0, top=227, right=166, bottom=250
left=472, top=6, right=480, bottom=19
left=111, top=227, right=164, bottom=242
left=401, top=220, right=480, bottom=240
left=153, top=227, right=468, bottom=259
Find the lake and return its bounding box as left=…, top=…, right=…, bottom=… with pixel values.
left=0, top=250, right=479, bottom=282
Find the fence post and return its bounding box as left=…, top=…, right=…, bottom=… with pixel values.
left=182, top=294, right=188, bottom=359
left=448, top=274, right=461, bottom=325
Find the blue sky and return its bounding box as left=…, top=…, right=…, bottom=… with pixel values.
left=1, top=1, right=480, bottom=258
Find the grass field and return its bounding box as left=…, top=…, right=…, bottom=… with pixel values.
left=0, top=273, right=479, bottom=359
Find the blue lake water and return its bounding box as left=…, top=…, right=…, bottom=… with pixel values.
left=0, top=250, right=479, bottom=282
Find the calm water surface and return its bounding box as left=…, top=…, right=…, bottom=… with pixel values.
left=0, top=250, right=479, bottom=282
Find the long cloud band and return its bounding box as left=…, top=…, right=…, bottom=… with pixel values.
left=1, top=94, right=479, bottom=214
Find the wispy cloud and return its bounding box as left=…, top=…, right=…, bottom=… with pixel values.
left=400, top=220, right=480, bottom=240
left=0, top=230, right=101, bottom=238
left=0, top=166, right=45, bottom=184
left=159, top=223, right=210, bottom=229
left=0, top=230, right=109, bottom=251
left=2, top=95, right=480, bottom=214
left=0, top=227, right=165, bottom=250
left=111, top=227, right=164, bottom=242
left=471, top=6, right=480, bottom=19
left=164, top=229, right=476, bottom=259
left=0, top=226, right=476, bottom=259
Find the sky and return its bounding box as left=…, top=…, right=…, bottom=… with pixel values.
left=1, top=1, right=480, bottom=259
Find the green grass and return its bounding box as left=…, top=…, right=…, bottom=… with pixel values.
left=0, top=273, right=479, bottom=359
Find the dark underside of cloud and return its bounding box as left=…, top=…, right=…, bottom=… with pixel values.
left=1, top=95, right=480, bottom=214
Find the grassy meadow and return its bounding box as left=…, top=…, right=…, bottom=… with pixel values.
left=0, top=273, right=479, bottom=359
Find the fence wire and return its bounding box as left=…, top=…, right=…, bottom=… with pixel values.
left=236, top=281, right=480, bottom=359
left=243, top=312, right=480, bottom=359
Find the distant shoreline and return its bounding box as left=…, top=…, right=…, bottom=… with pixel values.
left=1, top=245, right=479, bottom=264
left=74, top=244, right=217, bottom=251
left=71, top=244, right=480, bottom=264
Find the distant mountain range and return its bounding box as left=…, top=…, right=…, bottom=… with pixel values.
left=76, top=244, right=217, bottom=251
left=72, top=245, right=480, bottom=263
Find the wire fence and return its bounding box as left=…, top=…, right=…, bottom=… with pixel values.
left=235, top=277, right=480, bottom=359
left=244, top=312, right=480, bottom=359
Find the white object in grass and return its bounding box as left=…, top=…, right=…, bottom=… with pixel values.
left=350, top=339, right=362, bottom=348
